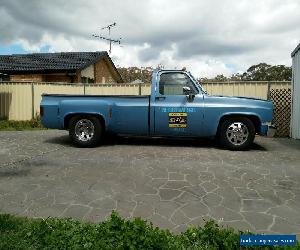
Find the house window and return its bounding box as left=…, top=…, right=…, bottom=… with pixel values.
left=81, top=77, right=94, bottom=84
left=0, top=74, right=10, bottom=81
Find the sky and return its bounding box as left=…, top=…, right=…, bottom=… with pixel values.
left=0, top=0, right=299, bottom=78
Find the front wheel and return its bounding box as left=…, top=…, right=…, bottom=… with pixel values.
left=69, top=115, right=103, bottom=147
left=219, top=117, right=255, bottom=150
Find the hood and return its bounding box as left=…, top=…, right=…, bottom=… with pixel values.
left=210, top=95, right=272, bottom=103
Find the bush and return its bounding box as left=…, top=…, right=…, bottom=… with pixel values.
left=0, top=212, right=298, bottom=250
left=0, top=116, right=44, bottom=131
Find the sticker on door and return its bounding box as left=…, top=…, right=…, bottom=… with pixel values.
left=168, top=113, right=187, bottom=128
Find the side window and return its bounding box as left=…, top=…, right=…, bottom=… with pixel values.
left=159, top=73, right=198, bottom=95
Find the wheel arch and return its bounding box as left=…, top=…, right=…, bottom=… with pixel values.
left=217, top=113, right=261, bottom=135
left=64, top=113, right=106, bottom=130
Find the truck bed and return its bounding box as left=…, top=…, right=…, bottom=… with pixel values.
left=41, top=94, right=151, bottom=135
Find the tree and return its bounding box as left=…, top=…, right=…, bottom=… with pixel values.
left=117, top=67, right=153, bottom=83
left=241, top=63, right=292, bottom=81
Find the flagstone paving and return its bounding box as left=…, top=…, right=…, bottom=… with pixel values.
left=0, top=130, right=300, bottom=238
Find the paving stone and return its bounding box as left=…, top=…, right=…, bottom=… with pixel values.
left=271, top=217, right=300, bottom=234
left=172, top=224, right=188, bottom=235
left=226, top=178, right=248, bottom=188
left=54, top=191, right=77, bottom=204
left=159, top=189, right=182, bottom=201
left=257, top=190, right=284, bottom=205
left=153, top=201, right=180, bottom=219
left=174, top=191, right=201, bottom=204
left=201, top=181, right=218, bottom=192
left=198, top=171, right=215, bottom=182
left=134, top=194, right=160, bottom=204
left=219, top=191, right=242, bottom=212
left=31, top=204, right=68, bottom=218
left=210, top=206, right=243, bottom=222
left=181, top=185, right=206, bottom=198
left=267, top=205, right=300, bottom=225
left=84, top=208, right=110, bottom=223
left=149, top=213, right=175, bottom=229
left=132, top=202, right=153, bottom=218
left=235, top=188, right=261, bottom=199
left=149, top=169, right=168, bottom=179
left=242, top=199, right=274, bottom=213
left=170, top=209, right=190, bottom=225
left=162, top=181, right=191, bottom=190
left=242, top=212, right=274, bottom=230
left=89, top=198, right=116, bottom=210
left=185, top=174, right=201, bottom=186
left=146, top=178, right=167, bottom=189
left=62, top=205, right=90, bottom=219
left=181, top=201, right=209, bottom=219
left=219, top=220, right=254, bottom=232
left=202, top=192, right=222, bottom=207
left=168, top=172, right=184, bottom=181
left=189, top=215, right=214, bottom=228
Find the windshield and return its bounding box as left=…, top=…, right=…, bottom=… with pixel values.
left=188, top=73, right=208, bottom=94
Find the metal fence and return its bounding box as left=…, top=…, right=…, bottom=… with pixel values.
left=0, top=81, right=291, bottom=121
left=201, top=81, right=291, bottom=100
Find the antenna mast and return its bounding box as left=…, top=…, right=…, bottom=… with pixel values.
left=92, top=22, right=121, bottom=54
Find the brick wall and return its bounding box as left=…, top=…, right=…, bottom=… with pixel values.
left=44, top=74, right=73, bottom=83
left=10, top=73, right=75, bottom=83
left=94, top=59, right=117, bottom=83
left=10, top=74, right=44, bottom=82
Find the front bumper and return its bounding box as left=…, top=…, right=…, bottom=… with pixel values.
left=260, top=124, right=276, bottom=137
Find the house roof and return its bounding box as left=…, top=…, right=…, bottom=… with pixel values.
left=0, top=51, right=123, bottom=82
left=291, top=43, right=300, bottom=57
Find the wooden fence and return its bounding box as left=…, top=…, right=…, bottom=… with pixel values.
left=0, top=81, right=291, bottom=122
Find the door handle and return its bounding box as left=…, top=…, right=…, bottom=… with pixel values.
left=155, top=96, right=166, bottom=101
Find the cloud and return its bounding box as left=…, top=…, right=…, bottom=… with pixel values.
left=0, top=0, right=300, bottom=77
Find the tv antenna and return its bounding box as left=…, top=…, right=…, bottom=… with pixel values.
left=92, top=22, right=121, bottom=54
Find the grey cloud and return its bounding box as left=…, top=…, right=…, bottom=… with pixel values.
left=0, top=0, right=299, bottom=75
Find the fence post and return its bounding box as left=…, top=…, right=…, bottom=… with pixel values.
left=267, top=81, right=271, bottom=100
left=31, top=83, right=35, bottom=119
left=138, top=82, right=142, bottom=95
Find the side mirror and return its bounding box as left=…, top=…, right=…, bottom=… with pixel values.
left=183, top=86, right=192, bottom=95
left=183, top=86, right=195, bottom=101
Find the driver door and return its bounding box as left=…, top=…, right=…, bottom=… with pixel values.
left=153, top=72, right=204, bottom=136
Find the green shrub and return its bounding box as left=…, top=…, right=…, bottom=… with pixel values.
left=0, top=116, right=44, bottom=131
left=0, top=212, right=298, bottom=250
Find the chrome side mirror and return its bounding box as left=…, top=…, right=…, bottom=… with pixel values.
left=183, top=86, right=191, bottom=95
left=183, top=86, right=195, bottom=101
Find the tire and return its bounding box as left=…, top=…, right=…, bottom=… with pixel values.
left=69, top=115, right=103, bottom=147
left=219, top=117, right=255, bottom=150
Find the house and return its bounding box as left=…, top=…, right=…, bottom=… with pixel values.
left=0, top=51, right=123, bottom=83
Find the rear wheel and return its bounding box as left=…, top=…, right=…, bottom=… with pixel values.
left=219, top=117, right=255, bottom=150
left=69, top=115, right=103, bottom=147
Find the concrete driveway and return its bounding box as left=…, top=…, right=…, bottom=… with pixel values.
left=0, top=130, right=300, bottom=236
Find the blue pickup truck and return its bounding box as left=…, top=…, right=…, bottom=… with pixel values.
left=40, top=69, right=274, bottom=150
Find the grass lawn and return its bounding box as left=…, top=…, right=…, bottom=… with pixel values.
left=0, top=212, right=298, bottom=250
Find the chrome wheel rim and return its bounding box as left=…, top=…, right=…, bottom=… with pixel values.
left=226, top=122, right=249, bottom=146
left=74, top=119, right=94, bottom=142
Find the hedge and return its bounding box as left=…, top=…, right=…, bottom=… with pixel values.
left=0, top=212, right=298, bottom=249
